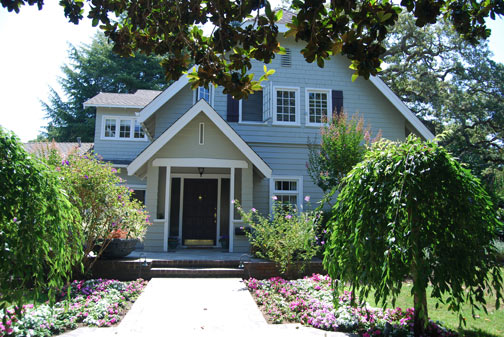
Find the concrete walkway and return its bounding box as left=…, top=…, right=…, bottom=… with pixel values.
left=63, top=278, right=355, bottom=337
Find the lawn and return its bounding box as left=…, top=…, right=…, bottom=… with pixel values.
left=0, top=279, right=147, bottom=337
left=366, top=281, right=504, bottom=337
left=245, top=274, right=503, bottom=337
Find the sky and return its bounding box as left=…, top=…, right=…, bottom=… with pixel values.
left=0, top=3, right=503, bottom=142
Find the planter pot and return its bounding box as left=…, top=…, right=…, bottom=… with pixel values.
left=96, top=238, right=138, bottom=259
left=220, top=240, right=229, bottom=250
left=168, top=239, right=179, bottom=250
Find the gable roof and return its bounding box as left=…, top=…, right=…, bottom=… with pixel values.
left=127, top=99, right=272, bottom=178
left=83, top=89, right=162, bottom=109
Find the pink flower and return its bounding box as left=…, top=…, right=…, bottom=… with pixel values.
left=304, top=196, right=310, bottom=202
left=231, top=199, right=235, bottom=204
left=272, top=196, right=278, bottom=201
left=285, top=215, right=292, bottom=219
left=251, top=208, right=257, bottom=212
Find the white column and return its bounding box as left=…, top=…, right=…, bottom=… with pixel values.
left=229, top=167, right=235, bottom=253
left=163, top=166, right=171, bottom=252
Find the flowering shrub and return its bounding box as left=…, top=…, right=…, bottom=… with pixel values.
left=0, top=279, right=147, bottom=337
left=245, top=274, right=458, bottom=337
left=235, top=199, right=320, bottom=276
left=307, top=112, right=381, bottom=194
left=40, top=147, right=151, bottom=270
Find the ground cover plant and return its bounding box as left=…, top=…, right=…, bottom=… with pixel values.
left=0, top=279, right=147, bottom=337
left=245, top=274, right=494, bottom=336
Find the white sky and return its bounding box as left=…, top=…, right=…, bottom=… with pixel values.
left=0, top=3, right=503, bottom=142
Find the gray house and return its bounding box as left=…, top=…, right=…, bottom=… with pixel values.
left=84, top=32, right=433, bottom=253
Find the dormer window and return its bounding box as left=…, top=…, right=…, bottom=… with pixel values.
left=102, top=116, right=147, bottom=141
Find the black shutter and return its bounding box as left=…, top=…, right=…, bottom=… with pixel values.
left=332, top=90, right=343, bottom=115
left=227, top=94, right=239, bottom=122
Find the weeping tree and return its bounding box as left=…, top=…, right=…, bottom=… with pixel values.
left=324, top=135, right=503, bottom=337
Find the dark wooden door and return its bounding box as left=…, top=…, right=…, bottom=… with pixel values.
left=182, top=179, right=218, bottom=244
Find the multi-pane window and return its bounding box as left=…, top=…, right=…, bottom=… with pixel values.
left=102, top=117, right=146, bottom=140
left=275, top=89, right=297, bottom=123
left=104, top=119, right=116, bottom=138
left=272, top=178, right=301, bottom=210
left=197, top=87, right=210, bottom=103
left=134, top=120, right=145, bottom=139
left=119, top=119, right=131, bottom=138
left=307, top=91, right=329, bottom=124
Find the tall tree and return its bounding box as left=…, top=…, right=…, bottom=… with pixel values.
left=380, top=13, right=504, bottom=217
left=2, top=0, right=502, bottom=97
left=42, top=33, right=168, bottom=142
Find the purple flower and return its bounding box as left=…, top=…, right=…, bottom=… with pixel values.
left=251, top=208, right=257, bottom=212
left=321, top=241, right=325, bottom=245
left=13, top=217, right=17, bottom=222
left=84, top=175, right=89, bottom=179
left=272, top=196, right=278, bottom=201
left=285, top=215, right=292, bottom=219
left=112, top=222, right=117, bottom=227
left=111, top=168, right=117, bottom=173
left=304, top=196, right=310, bottom=202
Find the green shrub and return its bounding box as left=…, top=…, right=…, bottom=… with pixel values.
left=235, top=199, right=320, bottom=276
left=39, top=145, right=150, bottom=271
left=0, top=128, right=83, bottom=309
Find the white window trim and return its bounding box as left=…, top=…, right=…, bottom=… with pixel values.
left=101, top=115, right=148, bottom=141
left=273, top=86, right=300, bottom=126
left=238, top=97, right=268, bottom=125
left=193, top=86, right=214, bottom=107
left=269, top=175, right=303, bottom=213
left=199, top=122, right=205, bottom=145
left=305, top=88, right=332, bottom=127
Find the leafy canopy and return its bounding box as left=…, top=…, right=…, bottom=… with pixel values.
left=2, top=0, right=502, bottom=97
left=324, top=135, right=503, bottom=336
left=42, top=33, right=167, bottom=142
left=381, top=12, right=504, bottom=220
left=0, top=128, right=83, bottom=309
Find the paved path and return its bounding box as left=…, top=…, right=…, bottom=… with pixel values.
left=63, top=278, right=355, bottom=337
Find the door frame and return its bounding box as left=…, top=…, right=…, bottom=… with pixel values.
left=171, top=173, right=230, bottom=248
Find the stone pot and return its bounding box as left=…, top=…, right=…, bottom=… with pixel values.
left=97, top=238, right=138, bottom=259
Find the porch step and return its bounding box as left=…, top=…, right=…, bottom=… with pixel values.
left=151, top=260, right=240, bottom=269
left=150, top=267, right=244, bottom=278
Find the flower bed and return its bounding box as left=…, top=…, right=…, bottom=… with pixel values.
left=245, top=274, right=458, bottom=337
left=0, top=279, right=147, bottom=337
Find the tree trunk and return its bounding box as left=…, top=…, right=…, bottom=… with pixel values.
left=410, top=207, right=428, bottom=337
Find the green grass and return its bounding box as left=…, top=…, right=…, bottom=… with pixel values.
left=364, top=280, right=504, bottom=337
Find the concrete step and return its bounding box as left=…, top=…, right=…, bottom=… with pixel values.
left=150, top=267, right=244, bottom=278
left=151, top=260, right=240, bottom=269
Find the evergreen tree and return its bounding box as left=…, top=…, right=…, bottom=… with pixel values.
left=42, top=33, right=168, bottom=142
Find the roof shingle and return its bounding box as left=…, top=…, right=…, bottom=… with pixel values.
left=84, top=89, right=162, bottom=108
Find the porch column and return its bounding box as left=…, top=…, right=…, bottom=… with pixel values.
left=145, top=163, right=159, bottom=224
left=163, top=166, right=171, bottom=252
left=241, top=163, right=253, bottom=210
left=229, top=167, right=235, bottom=252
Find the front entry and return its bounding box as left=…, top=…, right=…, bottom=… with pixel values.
left=182, top=179, right=218, bottom=246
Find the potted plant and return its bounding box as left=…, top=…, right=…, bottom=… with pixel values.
left=95, top=229, right=139, bottom=258
left=219, top=235, right=229, bottom=249
left=168, top=236, right=179, bottom=250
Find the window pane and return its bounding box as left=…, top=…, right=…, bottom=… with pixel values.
left=105, top=119, right=116, bottom=137
left=276, top=90, right=296, bottom=122
left=134, top=120, right=145, bottom=138
left=308, top=91, right=328, bottom=124
left=276, top=194, right=298, bottom=208
left=198, top=87, right=210, bottom=103
left=275, top=180, right=297, bottom=191
left=119, top=120, right=131, bottom=138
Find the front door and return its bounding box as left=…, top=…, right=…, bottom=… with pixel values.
left=182, top=179, right=218, bottom=245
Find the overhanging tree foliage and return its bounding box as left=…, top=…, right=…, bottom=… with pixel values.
left=42, top=33, right=167, bottom=142
left=2, top=0, right=502, bottom=98
left=380, top=12, right=504, bottom=219
left=324, top=135, right=503, bottom=337
left=0, top=127, right=83, bottom=309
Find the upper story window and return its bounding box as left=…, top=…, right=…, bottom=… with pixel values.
left=306, top=89, right=331, bottom=126
left=273, top=87, right=300, bottom=125
left=102, top=116, right=147, bottom=141
left=195, top=86, right=213, bottom=105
